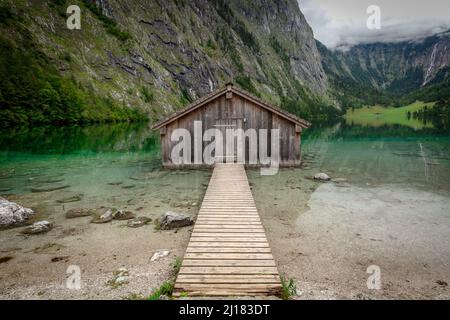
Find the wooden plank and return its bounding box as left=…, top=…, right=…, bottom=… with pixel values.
left=192, top=233, right=266, bottom=238
left=173, top=290, right=280, bottom=297
left=186, top=247, right=272, bottom=253
left=193, top=228, right=266, bottom=238
left=195, top=220, right=262, bottom=224
left=176, top=274, right=280, bottom=283
left=188, top=242, right=270, bottom=247
left=193, top=224, right=264, bottom=229
left=184, top=253, right=274, bottom=260
left=181, top=259, right=276, bottom=267
left=174, top=163, right=281, bottom=297
left=189, top=237, right=268, bottom=242
left=179, top=266, right=279, bottom=275
left=175, top=283, right=281, bottom=290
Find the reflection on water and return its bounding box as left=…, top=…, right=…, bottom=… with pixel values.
left=302, top=121, right=450, bottom=192
left=0, top=123, right=209, bottom=226
left=1, top=120, right=450, bottom=206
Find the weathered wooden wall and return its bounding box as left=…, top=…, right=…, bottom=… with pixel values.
left=160, top=92, right=301, bottom=168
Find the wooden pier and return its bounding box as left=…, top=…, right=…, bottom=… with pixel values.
left=174, top=163, right=282, bottom=297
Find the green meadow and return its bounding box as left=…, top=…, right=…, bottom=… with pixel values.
left=344, top=101, right=435, bottom=129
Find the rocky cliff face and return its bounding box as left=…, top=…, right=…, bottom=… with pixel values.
left=1, top=0, right=329, bottom=121
left=319, top=30, right=450, bottom=95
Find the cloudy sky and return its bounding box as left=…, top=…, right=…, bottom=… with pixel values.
left=299, top=0, right=450, bottom=49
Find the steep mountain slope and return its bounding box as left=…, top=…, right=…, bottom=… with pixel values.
left=0, top=0, right=331, bottom=126
left=318, top=30, right=450, bottom=107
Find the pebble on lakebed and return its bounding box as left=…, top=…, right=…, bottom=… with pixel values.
left=150, top=250, right=170, bottom=261
left=65, top=208, right=95, bottom=219
left=314, top=172, right=331, bottom=181
left=108, top=268, right=130, bottom=288
left=113, top=210, right=136, bottom=220
left=56, top=194, right=83, bottom=204
left=126, top=216, right=151, bottom=228
left=21, top=221, right=53, bottom=235
left=30, top=184, right=70, bottom=193
left=90, top=208, right=115, bottom=224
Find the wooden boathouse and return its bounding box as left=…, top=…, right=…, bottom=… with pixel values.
left=152, top=83, right=310, bottom=168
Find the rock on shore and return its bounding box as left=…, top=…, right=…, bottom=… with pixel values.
left=21, top=221, right=53, bottom=235
left=159, top=211, right=193, bottom=230
left=314, top=173, right=331, bottom=181
left=0, top=197, right=34, bottom=228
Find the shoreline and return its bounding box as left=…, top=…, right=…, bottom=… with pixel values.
left=255, top=178, right=450, bottom=299
left=1, top=168, right=449, bottom=299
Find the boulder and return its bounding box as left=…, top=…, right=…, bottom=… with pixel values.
left=65, top=208, right=95, bottom=219
left=0, top=197, right=34, bottom=228
left=126, top=216, right=151, bottom=228
left=113, top=210, right=136, bottom=220
left=21, top=221, right=53, bottom=235
left=159, top=211, right=193, bottom=230
left=314, top=173, right=331, bottom=181
left=90, top=208, right=115, bottom=223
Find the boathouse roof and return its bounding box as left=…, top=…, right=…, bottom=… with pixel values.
left=151, top=83, right=311, bottom=129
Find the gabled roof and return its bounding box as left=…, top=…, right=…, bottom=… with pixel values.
left=151, top=83, right=311, bottom=129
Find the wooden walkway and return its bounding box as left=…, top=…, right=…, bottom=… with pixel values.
left=173, top=163, right=282, bottom=297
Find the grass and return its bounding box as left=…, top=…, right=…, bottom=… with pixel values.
left=344, top=101, right=435, bottom=129
left=147, top=281, right=174, bottom=300
left=140, top=86, right=154, bottom=103
left=147, top=257, right=182, bottom=300
left=171, top=257, right=182, bottom=274
left=81, top=0, right=131, bottom=42
left=280, top=274, right=297, bottom=300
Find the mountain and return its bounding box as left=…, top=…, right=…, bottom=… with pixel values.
left=0, top=0, right=332, bottom=126
left=1, top=0, right=449, bottom=127
left=318, top=30, right=450, bottom=107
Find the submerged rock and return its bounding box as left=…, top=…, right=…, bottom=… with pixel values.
left=30, top=184, right=70, bottom=193
left=90, top=208, right=115, bottom=224
left=314, top=173, right=331, bottom=181
left=65, top=208, right=95, bottom=219
left=0, top=197, right=34, bottom=228
left=0, top=256, right=13, bottom=264
left=107, top=181, right=123, bottom=186
left=57, top=194, right=83, bottom=204
left=0, top=187, right=12, bottom=192
left=159, top=211, right=193, bottom=230
left=126, top=216, right=151, bottom=228
left=29, top=177, right=65, bottom=184
left=113, top=210, right=136, bottom=220
left=21, top=221, right=53, bottom=235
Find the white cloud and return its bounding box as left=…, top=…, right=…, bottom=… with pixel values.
left=299, top=0, right=450, bottom=49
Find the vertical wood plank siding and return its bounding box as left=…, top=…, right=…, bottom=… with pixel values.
left=161, top=93, right=302, bottom=167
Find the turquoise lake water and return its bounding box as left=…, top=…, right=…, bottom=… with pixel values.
left=1, top=121, right=449, bottom=209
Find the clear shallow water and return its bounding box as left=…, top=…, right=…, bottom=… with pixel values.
left=1, top=120, right=449, bottom=208
left=0, top=123, right=209, bottom=222
left=301, top=122, right=450, bottom=192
